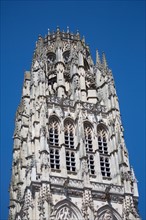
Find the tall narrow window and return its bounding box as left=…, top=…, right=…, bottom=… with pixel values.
left=100, top=156, right=110, bottom=177
left=66, top=151, right=76, bottom=172
left=49, top=118, right=59, bottom=146
left=49, top=117, right=60, bottom=171
left=64, top=119, right=76, bottom=173
left=84, top=122, right=95, bottom=175
left=87, top=154, right=95, bottom=175
left=98, top=127, right=111, bottom=178
left=64, top=121, right=74, bottom=149
left=84, top=124, right=93, bottom=152
left=50, top=148, right=60, bottom=170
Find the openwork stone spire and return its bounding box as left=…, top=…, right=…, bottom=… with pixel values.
left=9, top=28, right=140, bottom=220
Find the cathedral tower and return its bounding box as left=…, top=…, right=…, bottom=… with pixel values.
left=9, top=28, right=140, bottom=220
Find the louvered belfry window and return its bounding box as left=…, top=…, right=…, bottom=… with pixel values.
left=49, top=118, right=59, bottom=147
left=64, top=120, right=76, bottom=172
left=84, top=124, right=93, bottom=152
left=64, top=121, right=74, bottom=149
left=84, top=123, right=95, bottom=175
left=49, top=117, right=60, bottom=170
left=98, top=127, right=111, bottom=177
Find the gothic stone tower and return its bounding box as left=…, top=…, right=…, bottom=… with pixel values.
left=9, top=28, right=140, bottom=220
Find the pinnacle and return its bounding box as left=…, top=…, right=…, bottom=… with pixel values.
left=43, top=27, right=86, bottom=43
left=102, top=52, right=108, bottom=68
left=96, top=49, right=101, bottom=64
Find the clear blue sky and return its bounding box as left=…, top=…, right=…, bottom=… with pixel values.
left=1, top=1, right=145, bottom=219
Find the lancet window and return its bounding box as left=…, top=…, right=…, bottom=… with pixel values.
left=84, top=122, right=95, bottom=175
left=63, top=50, right=70, bottom=63
left=49, top=117, right=60, bottom=170
left=47, top=52, right=56, bottom=64
left=64, top=120, right=74, bottom=148
left=64, top=119, right=76, bottom=172
left=84, top=123, right=93, bottom=152
left=98, top=127, right=111, bottom=178
left=49, top=118, right=59, bottom=146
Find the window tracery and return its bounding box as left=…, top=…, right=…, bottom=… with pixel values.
left=49, top=118, right=59, bottom=146
left=64, top=121, right=74, bottom=149
left=56, top=206, right=78, bottom=220
left=98, top=127, right=111, bottom=178
left=49, top=117, right=60, bottom=170
left=47, top=52, right=56, bottom=64
left=64, top=120, right=76, bottom=173
left=63, top=50, right=70, bottom=63
left=84, top=124, right=93, bottom=152
left=84, top=122, right=95, bottom=175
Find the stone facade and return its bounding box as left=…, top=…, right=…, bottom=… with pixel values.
left=9, top=28, right=140, bottom=220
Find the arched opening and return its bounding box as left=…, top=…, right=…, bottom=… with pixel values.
left=97, top=125, right=111, bottom=178
left=49, top=116, right=60, bottom=170
left=84, top=121, right=95, bottom=175
left=96, top=205, right=122, bottom=220
left=64, top=119, right=74, bottom=149
left=47, top=52, right=56, bottom=63
left=63, top=50, right=70, bottom=63
left=49, top=116, right=60, bottom=147
left=64, top=119, right=76, bottom=173
left=55, top=199, right=82, bottom=220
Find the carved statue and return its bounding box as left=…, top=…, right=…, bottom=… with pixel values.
left=63, top=177, right=70, bottom=198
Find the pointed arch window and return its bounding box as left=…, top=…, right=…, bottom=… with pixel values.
left=49, top=118, right=59, bottom=146
left=49, top=117, right=60, bottom=170
left=55, top=200, right=82, bottom=220
left=84, top=123, right=93, bottom=152
left=64, top=120, right=74, bottom=149
left=64, top=119, right=76, bottom=173
left=98, top=127, right=111, bottom=178
left=98, top=129, right=108, bottom=155
left=84, top=122, right=95, bottom=175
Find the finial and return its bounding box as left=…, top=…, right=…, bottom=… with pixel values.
left=96, top=49, right=101, bottom=64
left=48, top=28, right=50, bottom=35
left=67, top=26, right=69, bottom=33
left=57, top=26, right=60, bottom=32
left=82, top=35, right=85, bottom=43
left=76, top=29, right=80, bottom=40
left=102, top=52, right=108, bottom=68
left=56, top=26, right=60, bottom=40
